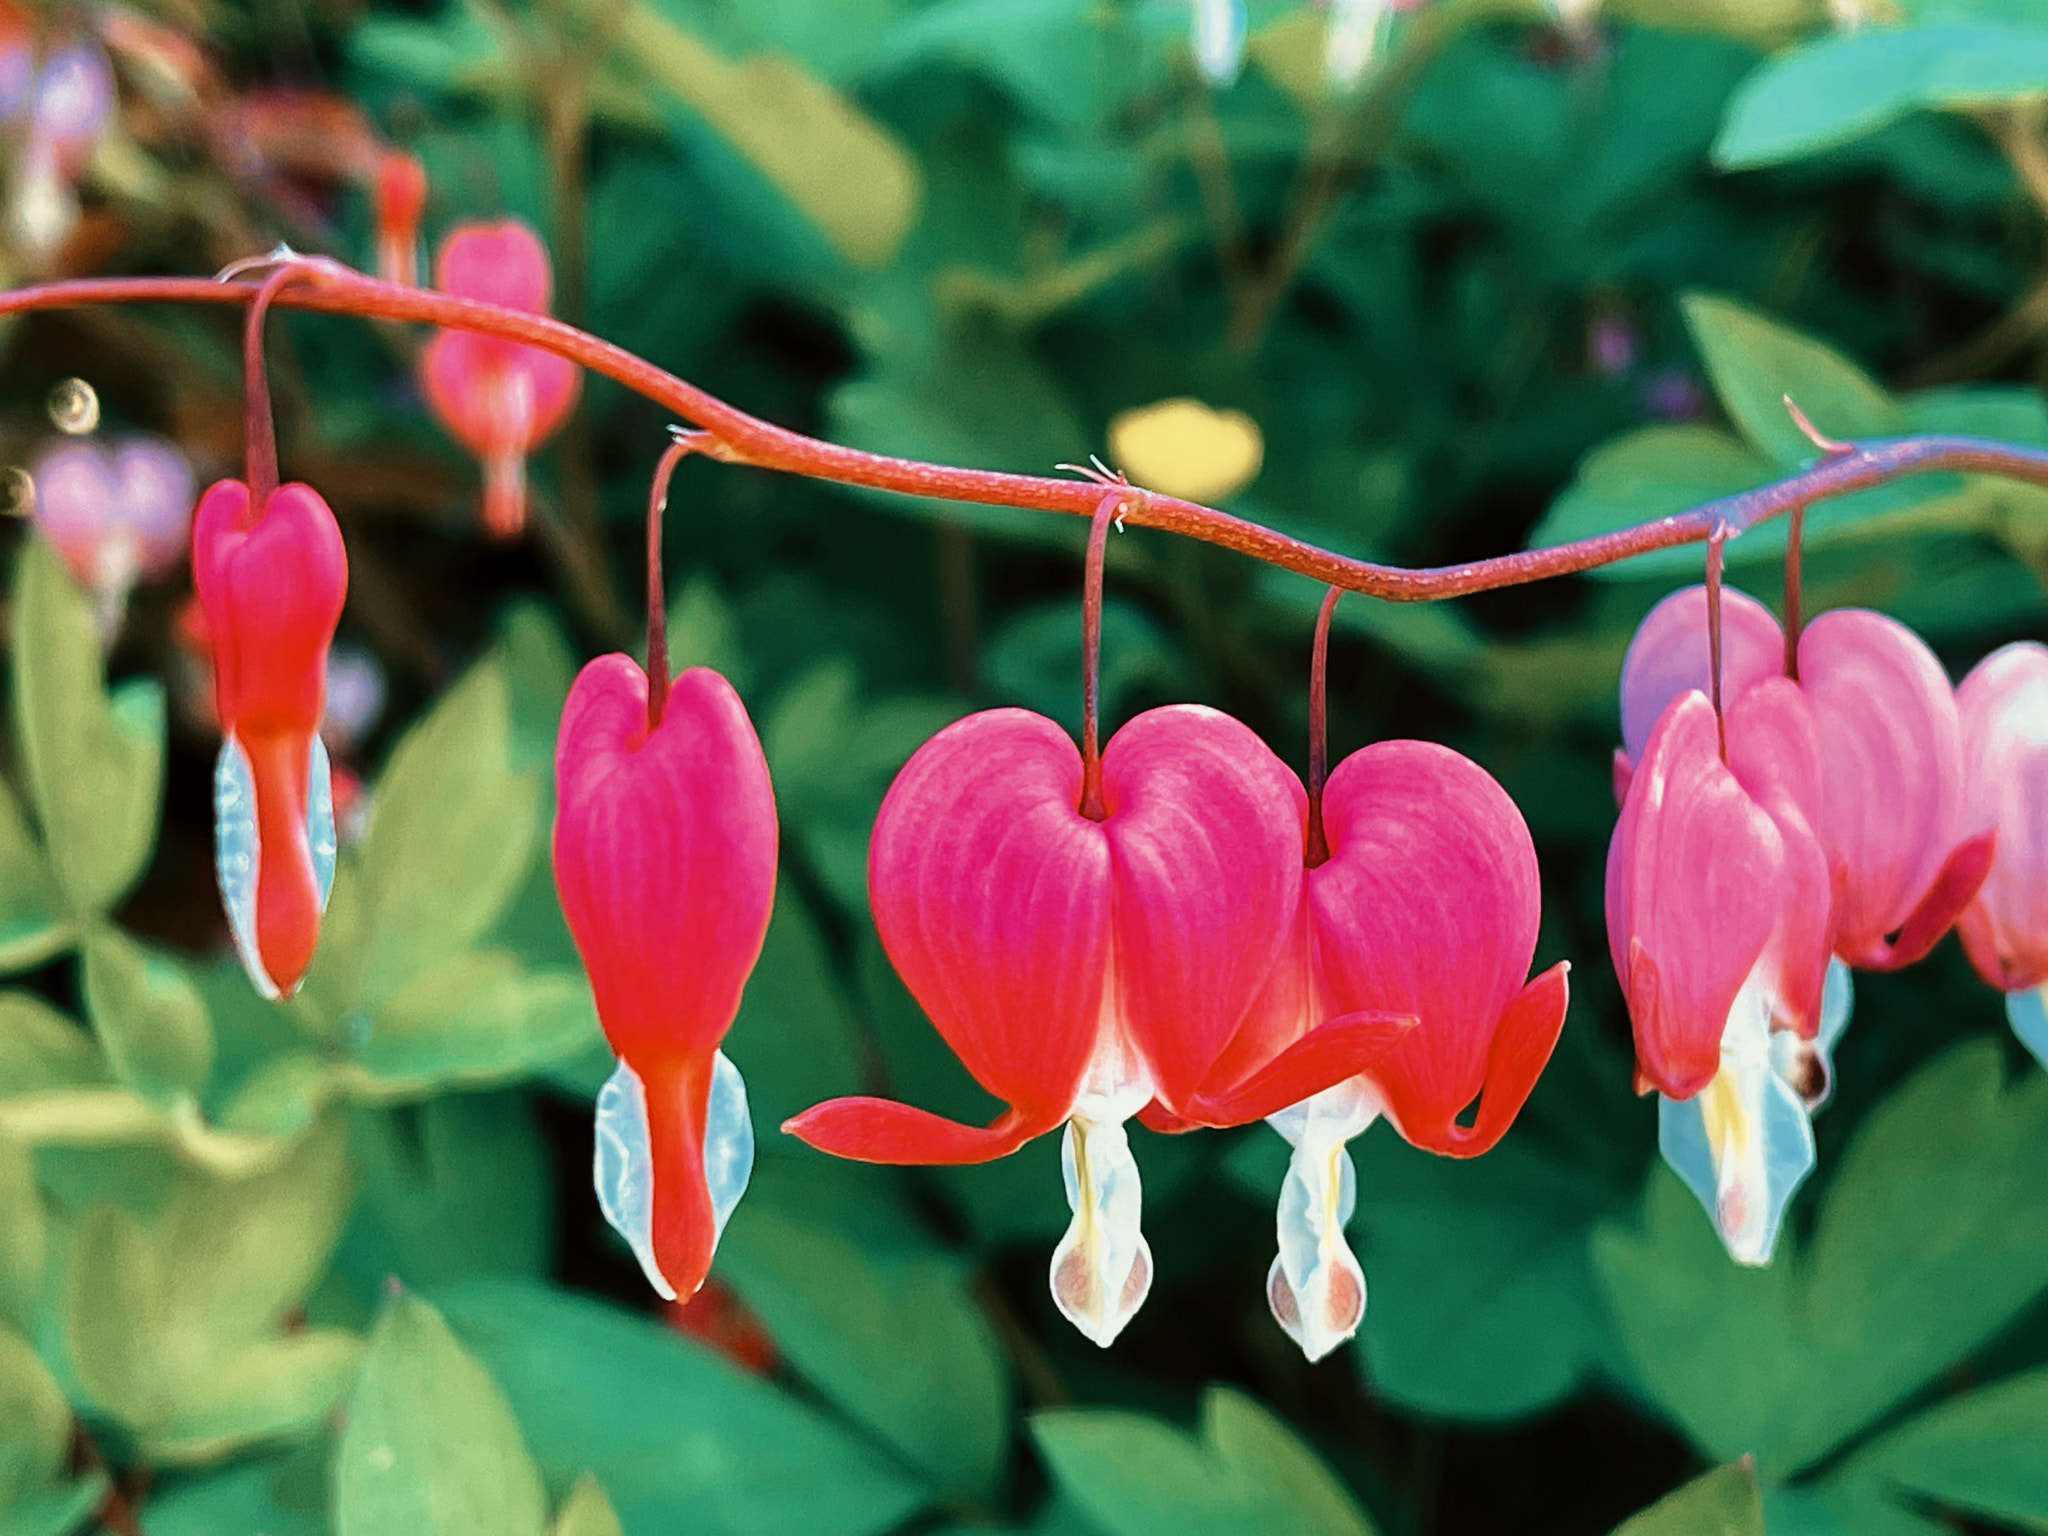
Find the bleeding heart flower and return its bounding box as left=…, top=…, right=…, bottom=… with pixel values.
left=373, top=150, right=427, bottom=288
left=1181, top=737, right=1568, bottom=1360
left=785, top=704, right=1411, bottom=1347
left=192, top=478, right=347, bottom=999
left=419, top=218, right=579, bottom=539
left=554, top=656, right=777, bottom=1304
left=1956, top=642, right=2048, bottom=1067
left=28, top=433, right=193, bottom=640
left=1608, top=584, right=1990, bottom=1262
left=5, top=37, right=113, bottom=265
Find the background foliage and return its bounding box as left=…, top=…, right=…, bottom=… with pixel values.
left=3, top=0, right=2048, bottom=1532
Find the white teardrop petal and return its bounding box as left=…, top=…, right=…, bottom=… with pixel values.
left=2010, top=985, right=2048, bottom=1070
left=1266, top=1081, right=1376, bottom=1361
left=1050, top=1112, right=1152, bottom=1348
left=213, top=735, right=278, bottom=1000
left=593, top=1058, right=675, bottom=1302
left=702, top=1049, right=754, bottom=1245
left=305, top=733, right=337, bottom=911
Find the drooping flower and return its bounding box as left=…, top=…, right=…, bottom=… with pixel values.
left=1171, top=736, right=1569, bottom=1360
left=372, top=150, right=427, bottom=288
left=554, top=656, right=777, bottom=1303
left=28, top=433, right=193, bottom=640
left=1607, top=584, right=1990, bottom=1262
left=419, top=218, right=580, bottom=540
left=192, top=478, right=347, bottom=999
left=785, top=705, right=1413, bottom=1347
left=1956, top=642, right=2048, bottom=1067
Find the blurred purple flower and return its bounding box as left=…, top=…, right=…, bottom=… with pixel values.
left=29, top=434, right=194, bottom=639
left=1642, top=367, right=1705, bottom=422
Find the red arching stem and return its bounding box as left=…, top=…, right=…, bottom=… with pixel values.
left=1078, top=490, right=1121, bottom=822
left=1706, top=524, right=1728, bottom=764
left=1783, top=502, right=1805, bottom=681
left=16, top=271, right=2048, bottom=596
left=1305, top=584, right=1340, bottom=869
left=241, top=265, right=311, bottom=514
left=643, top=435, right=696, bottom=731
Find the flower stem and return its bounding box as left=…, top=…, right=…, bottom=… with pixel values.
left=1706, top=523, right=1729, bottom=763
left=643, top=434, right=696, bottom=731
left=1305, top=584, right=1340, bottom=868
left=1078, top=489, right=1123, bottom=822
left=241, top=265, right=310, bottom=513
left=1783, top=502, right=1805, bottom=681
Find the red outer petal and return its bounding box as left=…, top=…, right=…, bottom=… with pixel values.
left=242, top=729, right=322, bottom=994
left=1607, top=691, right=1782, bottom=1099
left=192, top=480, right=346, bottom=736
left=1619, top=584, right=1783, bottom=764
left=781, top=1099, right=1052, bottom=1165
left=553, top=659, right=778, bottom=1060
left=1176, top=1010, right=1416, bottom=1128
left=641, top=1050, right=718, bottom=1300
left=1394, top=962, right=1570, bottom=1158
left=1798, top=608, right=1964, bottom=960
left=434, top=217, right=553, bottom=311
left=1312, top=740, right=1542, bottom=1139
left=1957, top=643, right=2048, bottom=990
left=1724, top=678, right=1832, bottom=1036
left=1101, top=705, right=1304, bottom=1111
left=1850, top=831, right=1996, bottom=972
left=868, top=709, right=1107, bottom=1122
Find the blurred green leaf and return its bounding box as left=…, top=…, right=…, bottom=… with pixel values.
left=81, top=929, right=214, bottom=1104
left=1610, top=1462, right=1763, bottom=1536
left=338, top=1292, right=547, bottom=1536
left=0, top=1327, right=67, bottom=1513
left=0, top=994, right=104, bottom=1095
left=435, top=1278, right=930, bottom=1536
left=356, top=954, right=598, bottom=1090
left=0, top=1143, right=41, bottom=1334
left=615, top=4, right=921, bottom=268
left=0, top=1474, right=105, bottom=1536
left=1531, top=424, right=1776, bottom=578
left=1682, top=293, right=1902, bottom=466
left=0, top=778, right=64, bottom=974
left=1844, top=1365, right=2048, bottom=1529
left=1033, top=1386, right=1378, bottom=1536
left=65, top=1115, right=357, bottom=1459
left=718, top=1203, right=1010, bottom=1500
left=1594, top=1041, right=2048, bottom=1475
left=143, top=1455, right=326, bottom=1536
left=9, top=539, right=163, bottom=918
left=1715, top=22, right=2048, bottom=169
left=352, top=659, right=542, bottom=1007
left=550, top=1473, right=623, bottom=1536
left=336, top=1092, right=552, bottom=1293
left=723, top=894, right=864, bottom=1128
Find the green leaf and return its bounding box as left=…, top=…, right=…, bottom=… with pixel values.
left=0, top=994, right=103, bottom=1097
left=1715, top=22, right=2048, bottom=169
left=65, top=1115, right=356, bottom=1453
left=0, top=1141, right=44, bottom=1333
left=1845, top=1366, right=2048, bottom=1529
left=1531, top=424, right=1777, bottom=577
left=1593, top=1041, right=2048, bottom=1475
left=0, top=1473, right=106, bottom=1536
left=9, top=539, right=163, bottom=917
left=614, top=6, right=921, bottom=268
left=337, top=1293, right=547, bottom=1536
left=143, top=1455, right=326, bottom=1536
left=80, top=929, right=214, bottom=1103
left=352, top=660, right=542, bottom=1007
left=0, top=1327, right=67, bottom=1512
left=1681, top=293, right=1902, bottom=467
left=0, top=778, right=65, bottom=974
left=355, top=954, right=598, bottom=1091
left=434, top=1278, right=929, bottom=1536
left=549, top=1473, right=623, bottom=1536
left=717, top=1204, right=1010, bottom=1499
left=336, top=1093, right=552, bottom=1294
left=1033, top=1386, right=1379, bottom=1536
left=1611, top=1463, right=1764, bottom=1536
left=722, top=895, right=864, bottom=1129
left=150, top=1331, right=364, bottom=1463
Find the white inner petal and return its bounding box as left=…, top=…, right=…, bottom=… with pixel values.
left=306, top=734, right=337, bottom=911
left=2010, top=985, right=2048, bottom=1071
left=1266, top=1078, right=1378, bottom=1362
left=703, top=1048, right=755, bottom=1242
left=213, top=735, right=276, bottom=1001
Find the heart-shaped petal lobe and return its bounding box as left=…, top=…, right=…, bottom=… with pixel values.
left=1958, top=642, right=2048, bottom=991
left=1619, top=584, right=1784, bottom=766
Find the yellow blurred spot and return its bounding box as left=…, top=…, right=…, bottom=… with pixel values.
left=1107, top=398, right=1263, bottom=504
left=48, top=378, right=99, bottom=434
